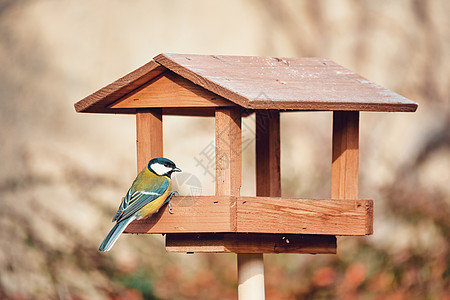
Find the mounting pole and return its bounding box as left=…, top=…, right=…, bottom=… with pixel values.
left=238, top=254, right=265, bottom=299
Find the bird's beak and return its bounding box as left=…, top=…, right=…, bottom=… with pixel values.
left=173, top=167, right=182, bottom=173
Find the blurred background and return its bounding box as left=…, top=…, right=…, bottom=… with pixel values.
left=1, top=0, right=449, bottom=299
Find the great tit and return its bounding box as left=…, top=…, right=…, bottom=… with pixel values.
left=98, top=157, right=181, bottom=252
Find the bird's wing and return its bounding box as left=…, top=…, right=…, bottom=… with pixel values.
left=115, top=177, right=169, bottom=223
left=112, top=188, right=133, bottom=222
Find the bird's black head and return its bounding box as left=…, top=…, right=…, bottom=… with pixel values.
left=147, top=157, right=181, bottom=178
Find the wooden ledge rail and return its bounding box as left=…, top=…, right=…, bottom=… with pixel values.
left=165, top=233, right=337, bottom=254
left=125, top=196, right=373, bottom=236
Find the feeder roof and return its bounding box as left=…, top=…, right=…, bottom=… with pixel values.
left=74, top=53, right=418, bottom=114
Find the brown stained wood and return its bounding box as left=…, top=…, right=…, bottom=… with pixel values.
left=215, top=107, right=242, bottom=198
left=256, top=110, right=281, bottom=197
left=166, top=233, right=229, bottom=253
left=236, top=197, right=373, bottom=235
left=159, top=107, right=256, bottom=117
left=214, top=107, right=241, bottom=248
left=109, top=71, right=235, bottom=109
left=153, top=194, right=372, bottom=252
left=125, top=196, right=235, bottom=233
left=165, top=233, right=336, bottom=254
left=332, top=111, right=359, bottom=200
left=155, top=53, right=418, bottom=112
left=136, top=109, right=163, bottom=172
left=75, top=60, right=166, bottom=113
left=75, top=53, right=418, bottom=114
left=132, top=195, right=373, bottom=234
left=162, top=107, right=216, bottom=116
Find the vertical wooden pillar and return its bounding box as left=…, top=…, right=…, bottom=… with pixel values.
left=332, top=111, right=359, bottom=200
left=238, top=110, right=281, bottom=300
left=136, top=108, right=163, bottom=172
left=256, top=110, right=281, bottom=197
left=215, top=107, right=242, bottom=197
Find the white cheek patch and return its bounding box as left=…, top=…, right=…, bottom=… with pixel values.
left=151, top=163, right=172, bottom=176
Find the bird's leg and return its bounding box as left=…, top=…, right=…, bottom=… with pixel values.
left=164, top=191, right=178, bottom=214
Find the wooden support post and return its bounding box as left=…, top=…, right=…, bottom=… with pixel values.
left=332, top=111, right=359, bottom=200
left=256, top=110, right=281, bottom=197
left=238, top=110, right=281, bottom=300
left=215, top=107, right=242, bottom=198
left=331, top=111, right=372, bottom=234
left=136, top=108, right=163, bottom=171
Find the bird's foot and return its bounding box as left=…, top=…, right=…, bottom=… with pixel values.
left=165, top=191, right=178, bottom=214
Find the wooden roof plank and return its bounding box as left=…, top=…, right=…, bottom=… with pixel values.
left=74, top=53, right=418, bottom=114
left=155, top=53, right=418, bottom=112
left=154, top=54, right=251, bottom=108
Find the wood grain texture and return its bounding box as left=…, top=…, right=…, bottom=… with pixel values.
left=215, top=107, right=242, bottom=198
left=214, top=107, right=242, bottom=253
left=331, top=111, right=373, bottom=234
left=332, top=111, right=359, bottom=200
left=109, top=71, right=235, bottom=109
left=256, top=110, right=281, bottom=197
left=126, top=196, right=373, bottom=235
left=165, top=233, right=336, bottom=254
left=136, top=109, right=163, bottom=172
left=236, top=197, right=373, bottom=235
left=74, top=53, right=418, bottom=114
left=75, top=60, right=165, bottom=113
left=155, top=53, right=418, bottom=112
left=125, top=196, right=235, bottom=233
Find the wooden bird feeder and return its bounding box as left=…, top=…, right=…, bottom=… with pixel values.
left=75, top=53, right=417, bottom=297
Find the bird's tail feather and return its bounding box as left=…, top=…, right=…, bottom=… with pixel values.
left=98, top=216, right=136, bottom=252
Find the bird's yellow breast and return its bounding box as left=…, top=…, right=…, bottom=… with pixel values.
left=136, top=176, right=171, bottom=220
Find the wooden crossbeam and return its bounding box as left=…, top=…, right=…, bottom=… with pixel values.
left=125, top=196, right=373, bottom=236
left=166, top=233, right=336, bottom=254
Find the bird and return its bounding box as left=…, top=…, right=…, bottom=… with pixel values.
left=98, top=157, right=181, bottom=252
